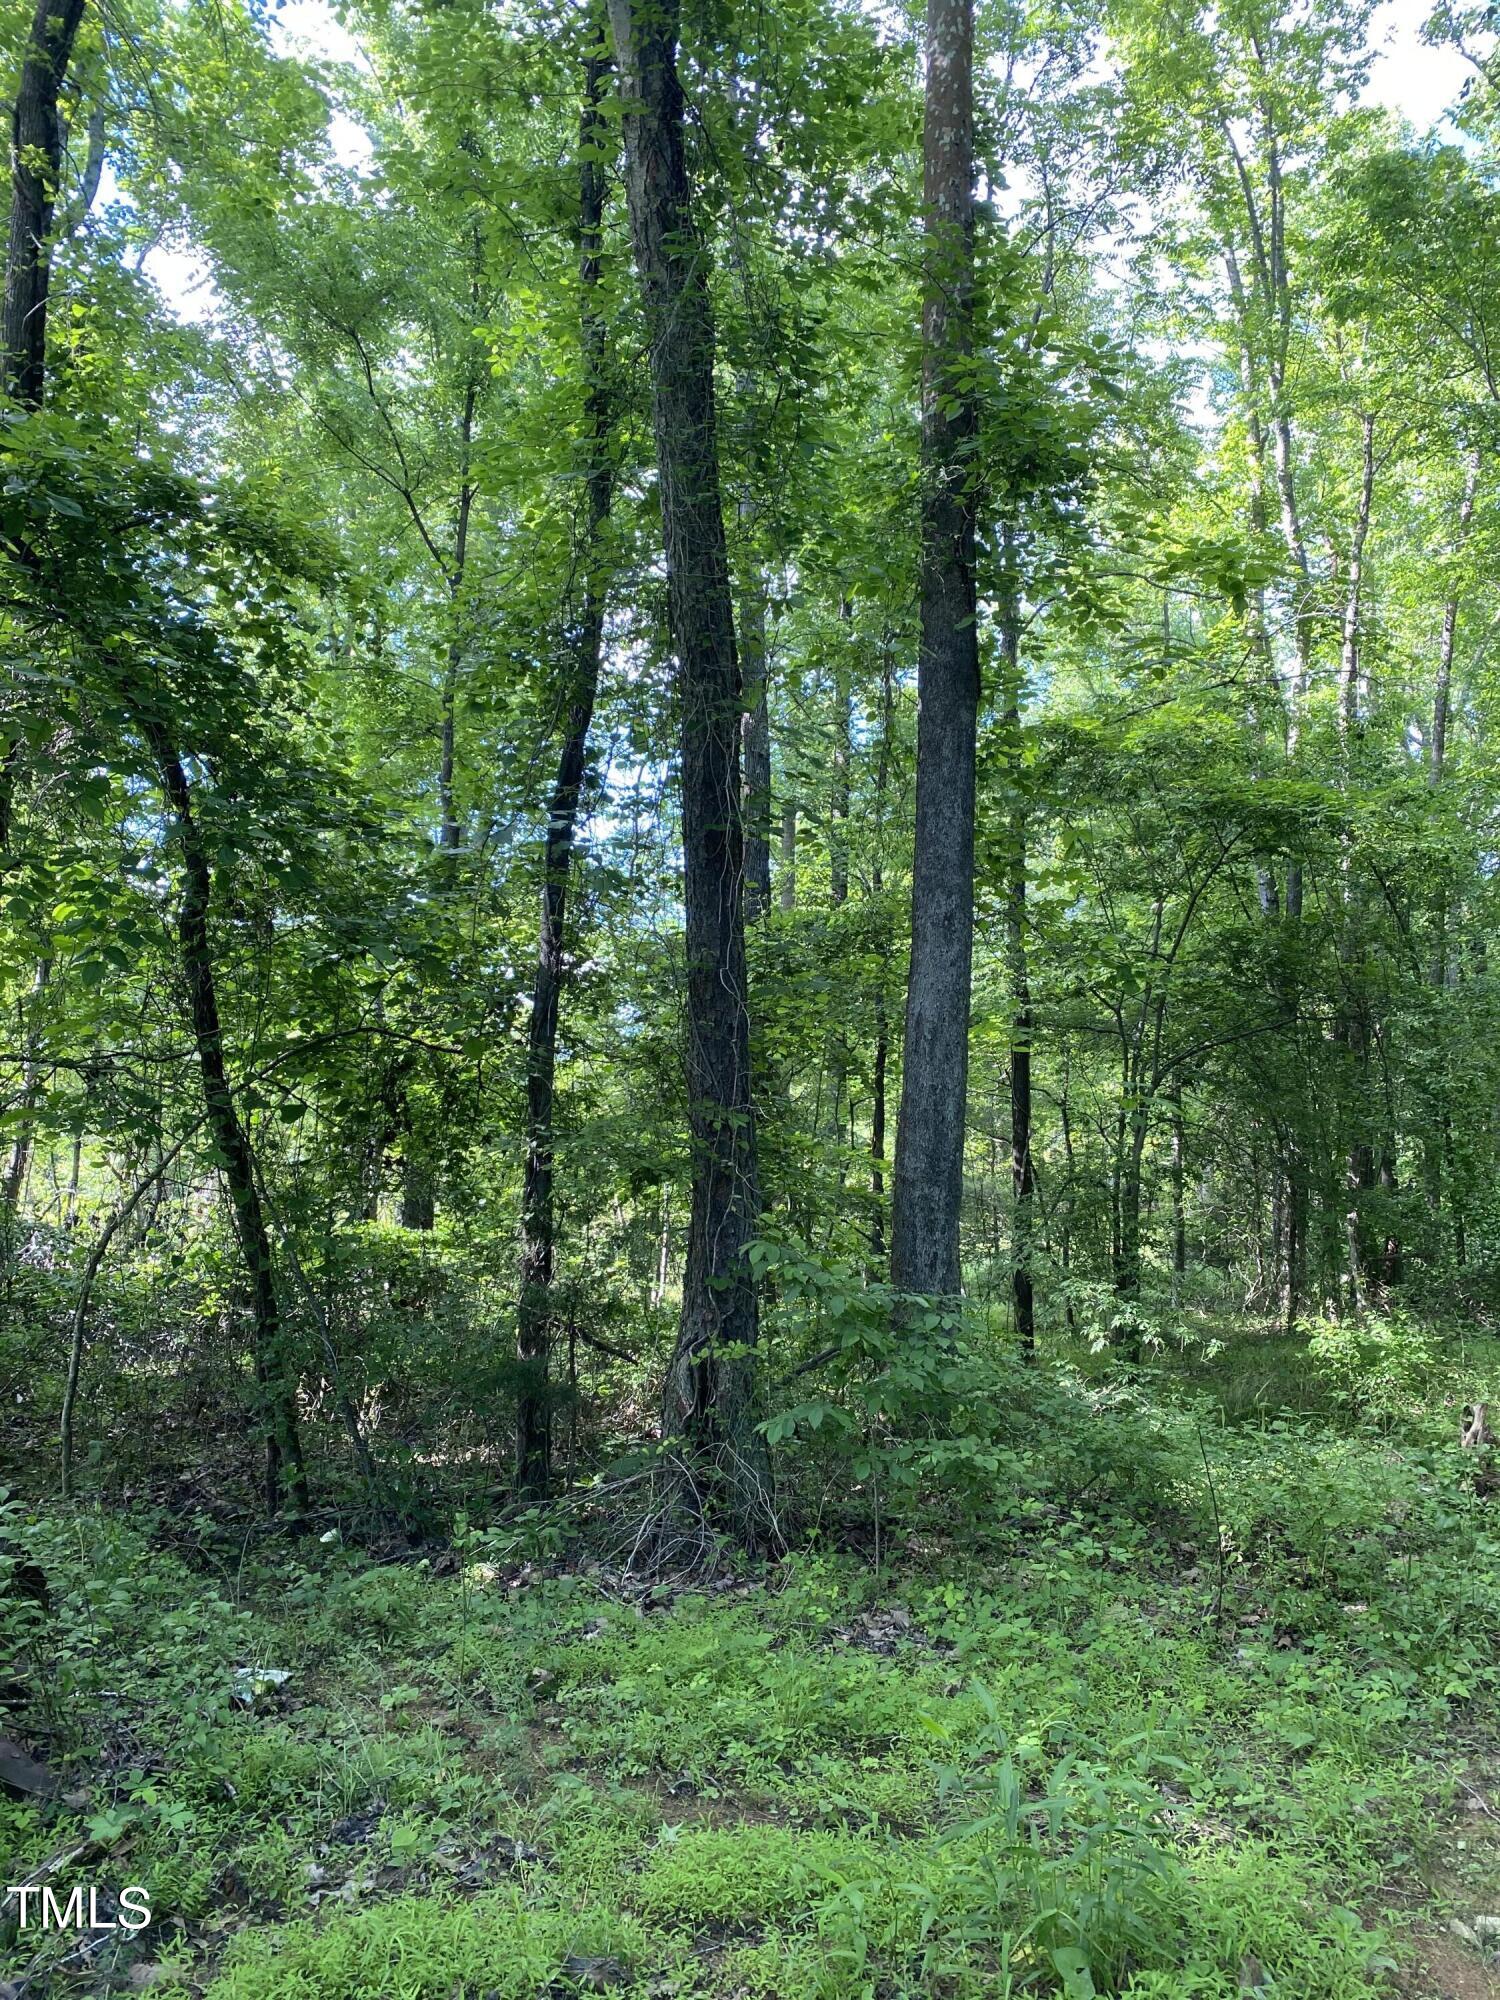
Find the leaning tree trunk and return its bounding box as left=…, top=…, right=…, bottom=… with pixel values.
left=515, top=45, right=615, bottom=1499
left=4, top=0, right=86, bottom=405
left=608, top=0, right=771, bottom=1543
left=147, top=726, right=308, bottom=1519
left=890, top=0, right=980, bottom=1304
left=2, top=0, right=88, bottom=1216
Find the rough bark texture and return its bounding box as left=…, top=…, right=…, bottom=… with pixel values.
left=515, top=48, right=614, bottom=1499
left=3, top=0, right=86, bottom=405
left=890, top=0, right=979, bottom=1303
left=607, top=0, right=770, bottom=1540
left=147, top=726, right=307, bottom=1519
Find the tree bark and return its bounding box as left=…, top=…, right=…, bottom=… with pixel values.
left=998, top=587, right=1034, bottom=1357
left=608, top=0, right=770, bottom=1541
left=741, top=678, right=771, bottom=921
left=829, top=625, right=851, bottom=908
left=1170, top=1090, right=1187, bottom=1285
left=4, top=0, right=87, bottom=405
left=2, top=955, right=50, bottom=1229
left=1426, top=448, right=1479, bottom=1251
left=1430, top=450, right=1479, bottom=796
left=1337, top=414, right=1376, bottom=754
left=778, top=802, right=796, bottom=910
left=869, top=647, right=894, bottom=1267
left=147, top=725, right=307, bottom=1519
left=890, top=0, right=979, bottom=1304
left=515, top=46, right=615, bottom=1499
left=399, top=1157, right=434, bottom=1230
left=437, top=389, right=475, bottom=854
left=736, top=488, right=773, bottom=922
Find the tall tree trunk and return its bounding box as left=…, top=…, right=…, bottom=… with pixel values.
left=146, top=726, right=307, bottom=1518
left=1430, top=449, right=1479, bottom=803
left=1338, top=417, right=1380, bottom=1297
left=1426, top=448, right=1479, bottom=1253
left=4, top=0, right=86, bottom=405
left=1222, top=110, right=1310, bottom=920
left=400, top=1158, right=434, bottom=1230
left=437, top=415, right=474, bottom=854
left=1337, top=414, right=1376, bottom=754
left=1114, top=1103, right=1149, bottom=1305
left=998, top=584, right=1034, bottom=1358
left=1169, top=1089, right=1187, bottom=1286
left=890, top=0, right=979, bottom=1304
left=829, top=625, right=851, bottom=908
left=779, top=803, right=796, bottom=910
left=515, top=46, right=615, bottom=1499
left=736, top=492, right=773, bottom=922
left=2, top=0, right=86, bottom=1209
left=608, top=0, right=770, bottom=1541
left=2, top=955, right=50, bottom=1230
left=869, top=648, right=894, bottom=1267
left=744, top=680, right=776, bottom=920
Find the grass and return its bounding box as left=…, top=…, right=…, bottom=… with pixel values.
left=3, top=1330, right=1499, bottom=1998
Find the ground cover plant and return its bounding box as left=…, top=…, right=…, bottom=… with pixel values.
left=4, top=0, right=1500, bottom=1989
left=5, top=1330, right=1500, bottom=1996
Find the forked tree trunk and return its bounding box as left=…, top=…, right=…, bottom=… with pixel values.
left=608, top=0, right=771, bottom=1542
left=515, top=46, right=615, bottom=1498
left=890, top=0, right=979, bottom=1305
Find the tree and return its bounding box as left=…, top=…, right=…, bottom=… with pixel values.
left=515, top=39, right=616, bottom=1497
left=608, top=0, right=771, bottom=1540
left=3, top=0, right=88, bottom=404
left=890, top=0, right=980, bottom=1305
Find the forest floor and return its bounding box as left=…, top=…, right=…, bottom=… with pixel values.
left=4, top=1333, right=1500, bottom=2000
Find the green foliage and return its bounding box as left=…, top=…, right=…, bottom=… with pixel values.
left=1305, top=1312, right=1440, bottom=1424
left=7, top=1343, right=1494, bottom=1993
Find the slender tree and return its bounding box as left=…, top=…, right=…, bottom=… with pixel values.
left=515, top=43, right=616, bottom=1498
